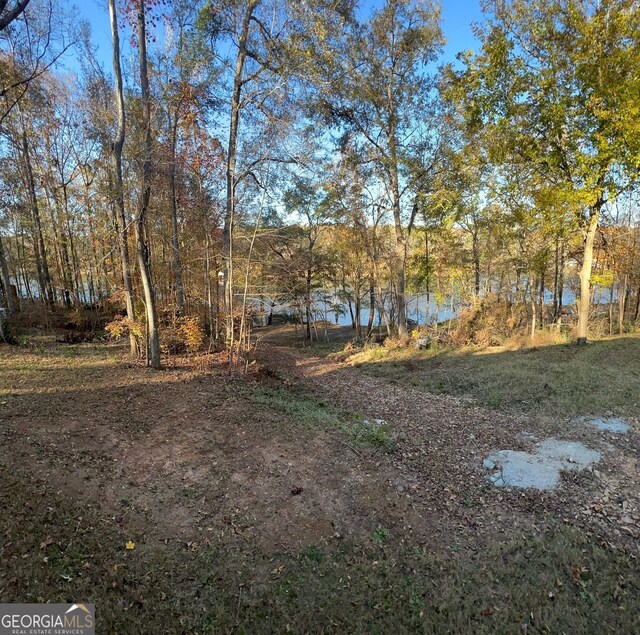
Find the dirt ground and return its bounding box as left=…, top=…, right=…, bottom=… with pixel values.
left=1, top=335, right=639, bottom=633
left=252, top=341, right=640, bottom=546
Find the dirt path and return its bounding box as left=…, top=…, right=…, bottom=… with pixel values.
left=255, top=343, right=640, bottom=551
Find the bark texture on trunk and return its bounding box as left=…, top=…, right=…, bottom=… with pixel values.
left=108, top=0, right=139, bottom=357
left=387, top=112, right=408, bottom=336
left=367, top=283, right=375, bottom=336
left=393, top=236, right=407, bottom=336
left=472, top=226, right=480, bottom=297
left=577, top=203, right=601, bottom=345
left=0, top=235, right=14, bottom=314
left=136, top=0, right=160, bottom=369
left=169, top=117, right=185, bottom=316
left=22, top=130, right=53, bottom=304
left=618, top=274, right=627, bottom=335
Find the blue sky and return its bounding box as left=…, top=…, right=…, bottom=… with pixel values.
left=73, top=0, right=484, bottom=74
left=440, top=0, right=484, bottom=61
left=76, top=0, right=112, bottom=67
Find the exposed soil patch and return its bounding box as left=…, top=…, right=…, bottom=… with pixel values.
left=0, top=343, right=416, bottom=555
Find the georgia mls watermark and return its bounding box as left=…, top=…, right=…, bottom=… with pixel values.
left=0, top=603, right=95, bottom=635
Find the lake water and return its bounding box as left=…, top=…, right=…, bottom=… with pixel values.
left=289, top=285, right=616, bottom=327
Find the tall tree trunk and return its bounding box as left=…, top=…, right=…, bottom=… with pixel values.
left=557, top=239, right=565, bottom=318
left=389, top=133, right=407, bottom=336
left=305, top=267, right=312, bottom=340
left=136, top=0, right=160, bottom=369
left=169, top=115, right=185, bottom=316
left=552, top=236, right=560, bottom=320
left=486, top=230, right=492, bottom=294
left=43, top=188, right=66, bottom=305
left=212, top=256, right=221, bottom=339
left=61, top=183, right=84, bottom=304
left=204, top=226, right=214, bottom=338
left=368, top=224, right=391, bottom=336
left=109, top=0, right=139, bottom=358
left=223, top=1, right=256, bottom=344
left=16, top=226, right=31, bottom=299
left=619, top=274, right=627, bottom=335
left=21, top=130, right=53, bottom=304
left=346, top=297, right=355, bottom=328
left=0, top=290, right=8, bottom=341
left=529, top=274, right=537, bottom=341
left=424, top=230, right=430, bottom=301
left=608, top=278, right=615, bottom=335
left=472, top=226, right=480, bottom=297
left=53, top=189, right=76, bottom=307
left=577, top=203, right=601, bottom=345
left=394, top=240, right=407, bottom=335
left=84, top=181, right=103, bottom=301
left=267, top=300, right=274, bottom=326
left=392, top=216, right=407, bottom=335
left=0, top=235, right=14, bottom=314
left=538, top=269, right=545, bottom=327
left=373, top=267, right=391, bottom=336
left=355, top=288, right=361, bottom=341
left=367, top=282, right=375, bottom=336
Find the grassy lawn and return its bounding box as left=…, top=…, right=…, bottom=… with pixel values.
left=1, top=338, right=639, bottom=633
left=3, top=464, right=638, bottom=634
left=342, top=336, right=640, bottom=418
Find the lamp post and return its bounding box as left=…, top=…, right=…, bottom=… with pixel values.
left=216, top=271, right=224, bottom=340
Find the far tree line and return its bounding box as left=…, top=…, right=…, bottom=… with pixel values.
left=0, top=0, right=639, bottom=366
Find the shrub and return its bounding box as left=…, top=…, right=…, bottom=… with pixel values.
left=105, top=315, right=145, bottom=350
left=177, top=316, right=205, bottom=352
left=451, top=295, right=528, bottom=346
left=383, top=335, right=411, bottom=349
left=161, top=316, right=205, bottom=355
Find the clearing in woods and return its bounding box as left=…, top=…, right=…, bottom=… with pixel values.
left=1, top=334, right=639, bottom=633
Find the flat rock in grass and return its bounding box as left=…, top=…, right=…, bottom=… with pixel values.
left=534, top=439, right=601, bottom=469
left=363, top=418, right=387, bottom=427
left=576, top=416, right=632, bottom=434
left=485, top=450, right=562, bottom=490
left=484, top=439, right=601, bottom=491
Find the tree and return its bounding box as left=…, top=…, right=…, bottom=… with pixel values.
left=0, top=0, right=74, bottom=126
left=134, top=0, right=160, bottom=368
left=456, top=0, right=640, bottom=343
left=196, top=0, right=262, bottom=343
left=322, top=0, right=443, bottom=335
left=284, top=175, right=332, bottom=340
left=0, top=0, right=30, bottom=32
left=108, top=0, right=138, bottom=356
left=155, top=0, right=217, bottom=317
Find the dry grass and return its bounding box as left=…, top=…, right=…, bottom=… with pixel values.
left=341, top=335, right=640, bottom=418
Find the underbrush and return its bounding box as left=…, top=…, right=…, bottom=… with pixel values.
left=7, top=300, right=117, bottom=332
left=5, top=298, right=214, bottom=358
